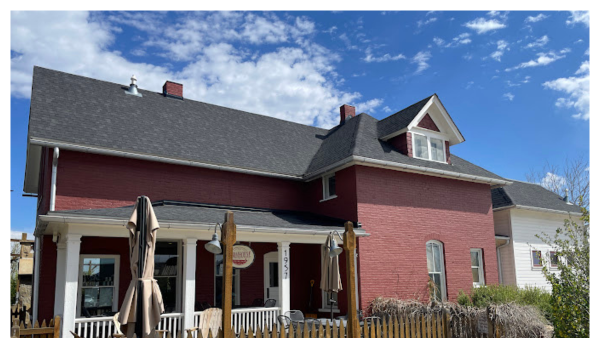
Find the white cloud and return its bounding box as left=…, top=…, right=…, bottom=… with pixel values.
left=543, top=61, right=589, bottom=120
left=417, top=17, right=438, bottom=28
left=433, top=37, right=445, bottom=46
left=490, top=40, right=509, bottom=61
left=11, top=231, right=33, bottom=240
left=574, top=39, right=584, bottom=44
left=566, top=11, right=589, bottom=27
left=464, top=17, right=507, bottom=34
left=363, top=47, right=406, bottom=63
left=465, top=81, right=474, bottom=89
left=411, top=51, right=432, bottom=74
left=355, top=98, right=383, bottom=113
left=505, top=51, right=566, bottom=71
left=11, top=11, right=380, bottom=129
left=541, top=172, right=567, bottom=191
left=463, top=53, right=473, bottom=60
left=434, top=33, right=471, bottom=48
left=524, top=35, right=549, bottom=49
left=382, top=106, right=393, bottom=113
left=525, top=14, right=549, bottom=23
left=503, top=93, right=514, bottom=101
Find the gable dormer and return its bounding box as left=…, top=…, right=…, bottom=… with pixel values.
left=379, top=94, right=465, bottom=164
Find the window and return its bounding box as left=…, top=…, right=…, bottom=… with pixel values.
left=532, top=250, right=542, bottom=268
left=426, top=241, right=446, bottom=301
left=412, top=132, right=447, bottom=163
left=321, top=173, right=337, bottom=201
left=154, top=242, right=180, bottom=313
left=77, top=255, right=119, bottom=317
left=550, top=251, right=558, bottom=268
left=320, top=245, right=340, bottom=312
left=215, top=254, right=240, bottom=307
left=470, top=249, right=485, bottom=287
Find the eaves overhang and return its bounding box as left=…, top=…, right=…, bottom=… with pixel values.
left=492, top=204, right=583, bottom=216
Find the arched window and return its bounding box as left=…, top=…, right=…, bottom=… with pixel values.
left=426, top=240, right=446, bottom=301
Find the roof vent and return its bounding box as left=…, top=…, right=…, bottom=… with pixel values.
left=125, top=75, right=142, bottom=97
left=563, top=188, right=572, bottom=204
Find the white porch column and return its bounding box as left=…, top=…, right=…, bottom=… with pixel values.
left=53, top=242, right=67, bottom=316
left=277, top=242, right=290, bottom=315
left=60, top=234, right=82, bottom=338
left=182, top=238, right=197, bottom=330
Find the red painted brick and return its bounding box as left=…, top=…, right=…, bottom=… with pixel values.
left=417, top=114, right=440, bottom=132
left=163, top=81, right=183, bottom=98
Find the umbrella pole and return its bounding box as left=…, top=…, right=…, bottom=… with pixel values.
left=135, top=196, right=147, bottom=338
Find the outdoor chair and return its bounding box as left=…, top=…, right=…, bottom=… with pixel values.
left=263, top=299, right=277, bottom=307
left=251, top=298, right=264, bottom=307
left=277, top=315, right=292, bottom=330
left=285, top=310, right=318, bottom=328
left=200, top=302, right=212, bottom=310
left=185, top=307, right=223, bottom=338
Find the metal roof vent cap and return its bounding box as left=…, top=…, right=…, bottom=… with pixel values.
left=125, top=75, right=143, bottom=97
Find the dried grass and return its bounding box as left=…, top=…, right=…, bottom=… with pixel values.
left=366, top=297, right=551, bottom=338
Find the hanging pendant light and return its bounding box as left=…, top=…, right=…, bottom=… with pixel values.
left=205, top=223, right=223, bottom=254
left=329, top=233, right=343, bottom=257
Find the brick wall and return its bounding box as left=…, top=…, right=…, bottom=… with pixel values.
left=417, top=114, right=440, bottom=132
left=355, top=166, right=498, bottom=308
left=389, top=133, right=413, bottom=158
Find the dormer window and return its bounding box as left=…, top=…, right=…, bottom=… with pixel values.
left=413, top=132, right=447, bottom=163
left=321, top=173, right=337, bottom=201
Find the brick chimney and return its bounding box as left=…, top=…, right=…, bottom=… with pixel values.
left=163, top=81, right=183, bottom=99
left=340, top=104, right=356, bottom=124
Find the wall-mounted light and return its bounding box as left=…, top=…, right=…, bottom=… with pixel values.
left=205, top=223, right=223, bottom=254
left=329, top=231, right=344, bottom=257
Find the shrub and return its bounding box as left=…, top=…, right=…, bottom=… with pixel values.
left=456, top=285, right=551, bottom=319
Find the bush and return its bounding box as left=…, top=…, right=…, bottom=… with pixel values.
left=457, top=285, right=551, bottom=319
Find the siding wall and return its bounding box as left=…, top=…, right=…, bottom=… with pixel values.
left=493, top=209, right=516, bottom=285
left=510, top=209, right=569, bottom=290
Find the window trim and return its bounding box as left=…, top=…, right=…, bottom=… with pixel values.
left=549, top=251, right=559, bottom=269
left=426, top=240, right=447, bottom=301
left=531, top=250, right=543, bottom=269
left=321, top=172, right=338, bottom=202
left=470, top=248, right=485, bottom=287
left=319, top=244, right=340, bottom=313
left=411, top=131, right=448, bottom=163
left=77, top=254, right=120, bottom=318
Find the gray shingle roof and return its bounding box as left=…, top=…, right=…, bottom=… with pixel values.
left=50, top=200, right=351, bottom=231
left=492, top=180, right=581, bottom=214
left=28, top=67, right=504, bottom=183
left=377, top=95, right=433, bottom=138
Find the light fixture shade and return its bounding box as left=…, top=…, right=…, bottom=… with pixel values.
left=329, top=237, right=343, bottom=257
left=205, top=233, right=222, bottom=254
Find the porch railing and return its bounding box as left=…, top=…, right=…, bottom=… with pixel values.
left=73, top=313, right=183, bottom=338
left=191, top=307, right=280, bottom=336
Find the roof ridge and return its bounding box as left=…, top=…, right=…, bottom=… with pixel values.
left=378, top=94, right=435, bottom=123
left=350, top=113, right=376, bottom=155
left=33, top=66, right=329, bottom=133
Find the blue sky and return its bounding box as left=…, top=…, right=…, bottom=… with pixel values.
left=10, top=11, right=590, bottom=236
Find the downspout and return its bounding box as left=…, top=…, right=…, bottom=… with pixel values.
left=496, top=238, right=511, bottom=284
left=50, top=147, right=59, bottom=211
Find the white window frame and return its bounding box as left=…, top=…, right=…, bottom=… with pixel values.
left=321, top=172, right=338, bottom=202
left=549, top=251, right=559, bottom=270
left=411, top=130, right=448, bottom=163
left=319, top=244, right=340, bottom=313
left=77, top=254, right=120, bottom=318
left=531, top=250, right=543, bottom=269
left=214, top=254, right=241, bottom=307
left=470, top=249, right=485, bottom=287
left=426, top=240, right=447, bottom=301
left=154, top=240, right=182, bottom=313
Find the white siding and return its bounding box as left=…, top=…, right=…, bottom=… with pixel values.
left=493, top=210, right=516, bottom=285
left=510, top=209, right=569, bottom=290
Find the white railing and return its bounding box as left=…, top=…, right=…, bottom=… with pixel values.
left=232, top=307, right=280, bottom=334
left=74, top=313, right=183, bottom=338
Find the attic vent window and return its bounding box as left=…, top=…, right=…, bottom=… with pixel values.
left=413, top=132, right=447, bottom=163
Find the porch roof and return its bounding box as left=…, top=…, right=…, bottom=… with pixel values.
left=48, top=200, right=364, bottom=233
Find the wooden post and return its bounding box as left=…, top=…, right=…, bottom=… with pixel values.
left=343, top=222, right=359, bottom=338
left=221, top=211, right=237, bottom=338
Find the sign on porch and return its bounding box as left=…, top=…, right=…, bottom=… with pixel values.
left=232, top=245, right=255, bottom=269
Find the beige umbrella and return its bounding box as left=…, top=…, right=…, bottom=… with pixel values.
left=118, top=196, right=164, bottom=338
left=320, top=233, right=343, bottom=320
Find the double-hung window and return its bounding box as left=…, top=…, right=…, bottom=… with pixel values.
left=426, top=241, right=446, bottom=301
left=470, top=249, right=485, bottom=287
left=321, top=173, right=337, bottom=201
left=154, top=241, right=180, bottom=313
left=77, top=255, right=120, bottom=317
left=531, top=250, right=542, bottom=268
left=413, top=133, right=446, bottom=162
left=549, top=251, right=559, bottom=268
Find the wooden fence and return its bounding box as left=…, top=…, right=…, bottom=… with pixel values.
left=184, top=310, right=503, bottom=338
left=10, top=316, right=61, bottom=338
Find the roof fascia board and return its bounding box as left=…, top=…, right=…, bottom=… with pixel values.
left=492, top=204, right=582, bottom=216
left=379, top=98, right=434, bottom=141
left=406, top=96, right=465, bottom=145
left=29, top=137, right=303, bottom=181
left=380, top=128, right=408, bottom=142
left=37, top=213, right=369, bottom=238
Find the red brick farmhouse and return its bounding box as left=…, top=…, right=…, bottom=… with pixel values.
left=24, top=67, right=515, bottom=338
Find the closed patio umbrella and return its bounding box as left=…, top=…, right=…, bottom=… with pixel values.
left=320, top=233, right=343, bottom=321
left=118, top=196, right=165, bottom=338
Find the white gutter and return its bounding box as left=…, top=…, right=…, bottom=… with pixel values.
left=30, top=138, right=511, bottom=187
left=29, top=138, right=303, bottom=181
left=493, top=205, right=582, bottom=216
left=50, top=147, right=59, bottom=211
left=37, top=214, right=370, bottom=237
left=495, top=235, right=511, bottom=284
